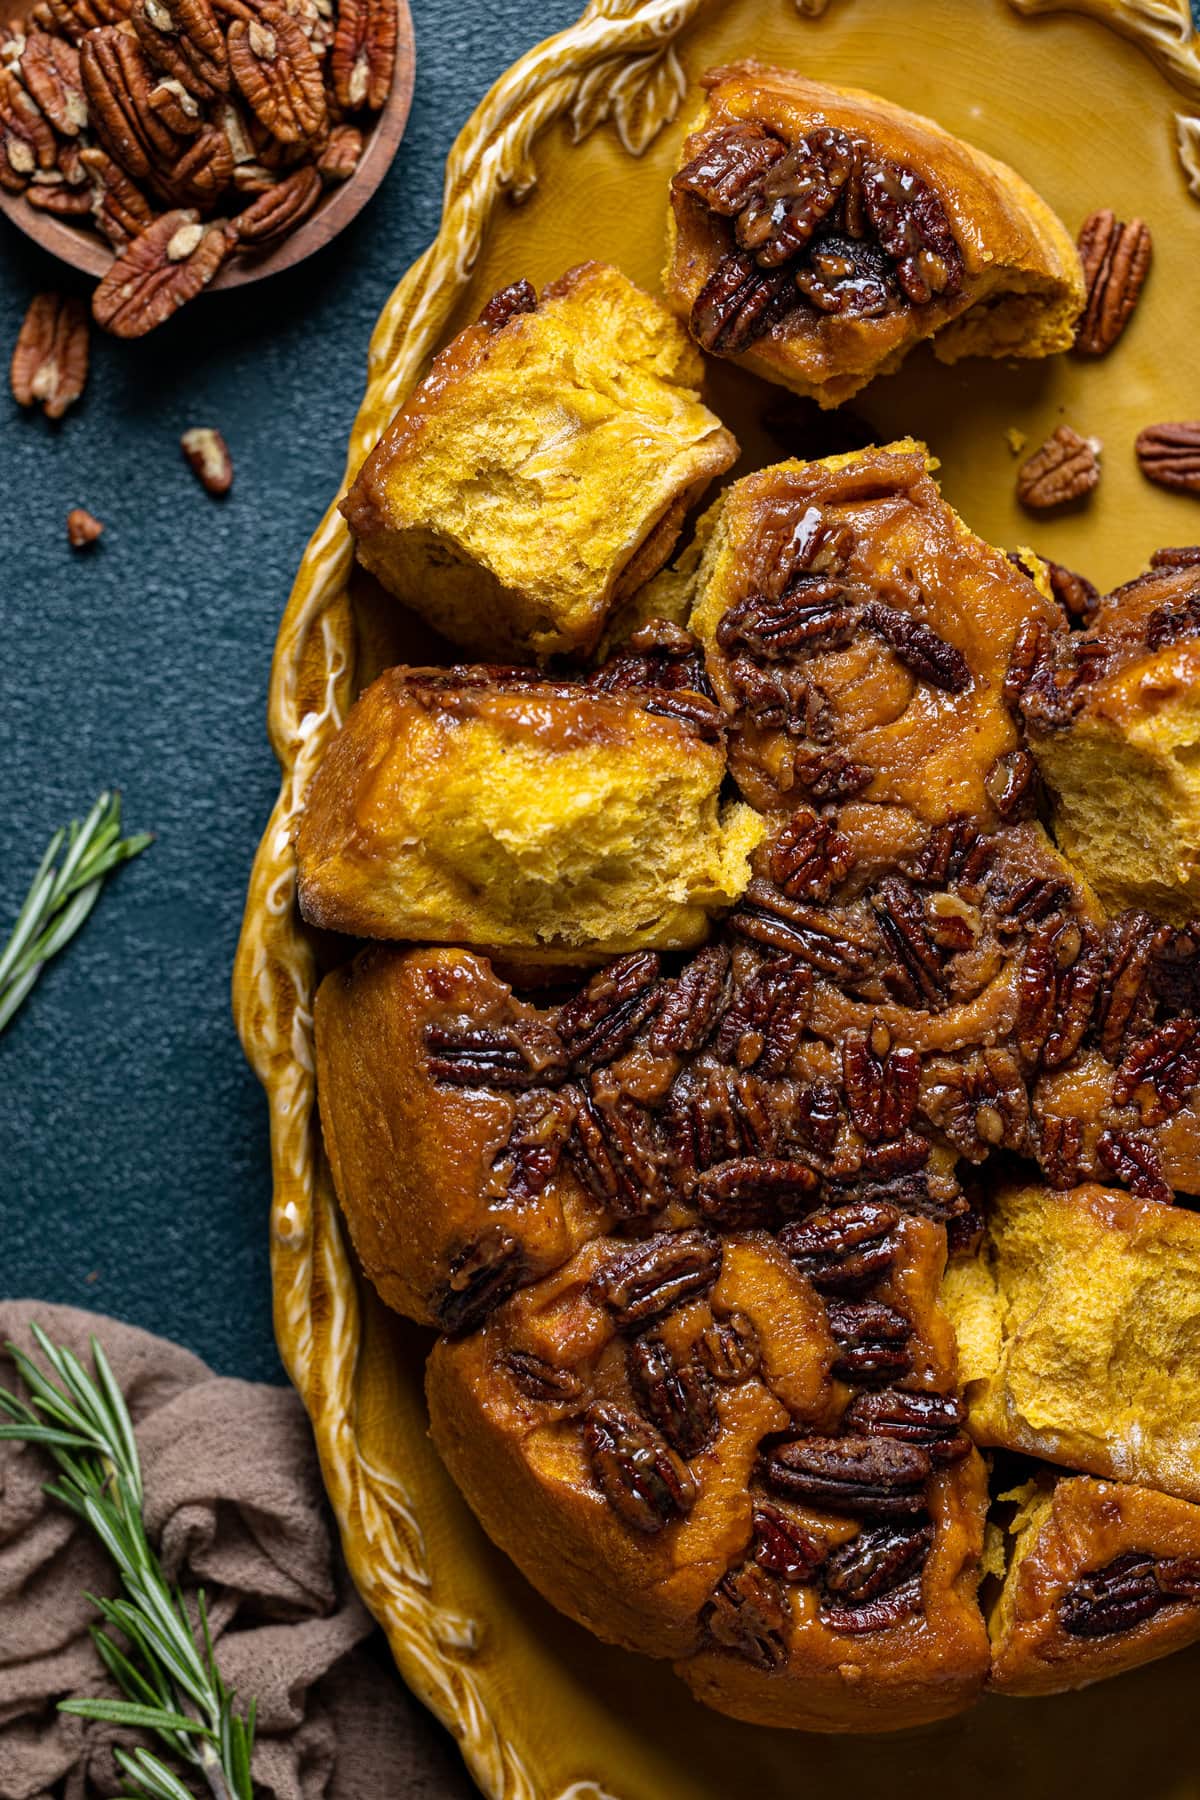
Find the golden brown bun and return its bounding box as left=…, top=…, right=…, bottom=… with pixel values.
left=688, top=441, right=1062, bottom=821
left=944, top=1182, right=1200, bottom=1501
left=1022, top=556, right=1200, bottom=924
left=341, top=263, right=738, bottom=661
left=313, top=945, right=606, bottom=1330
left=428, top=1218, right=990, bottom=1732
left=663, top=65, right=1084, bottom=407
left=296, top=664, right=763, bottom=958
left=988, top=1474, right=1200, bottom=1696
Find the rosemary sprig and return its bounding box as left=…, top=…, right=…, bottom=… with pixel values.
left=0, top=1325, right=255, bottom=1800
left=0, top=791, right=152, bottom=1034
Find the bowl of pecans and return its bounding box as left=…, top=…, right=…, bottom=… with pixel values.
left=0, top=0, right=414, bottom=336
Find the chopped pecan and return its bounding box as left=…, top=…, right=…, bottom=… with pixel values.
left=583, top=1402, right=696, bottom=1534
left=317, top=120, right=361, bottom=182
left=704, top=1562, right=789, bottom=1669
left=753, top=1503, right=826, bottom=1582
left=65, top=506, right=104, bottom=547
left=436, top=1230, right=523, bottom=1334
left=791, top=748, right=873, bottom=802
left=711, top=952, right=812, bottom=1074
left=698, top=1310, right=760, bottom=1382
left=0, top=66, right=56, bottom=191
left=779, top=1200, right=900, bottom=1295
left=10, top=291, right=89, bottom=419
left=227, top=5, right=325, bottom=143
left=841, top=1387, right=969, bottom=1463
left=424, top=1015, right=565, bottom=1089
left=762, top=1434, right=931, bottom=1517
left=486, top=1089, right=573, bottom=1203
left=647, top=943, right=731, bottom=1057
left=181, top=424, right=233, bottom=494
left=1135, top=422, right=1200, bottom=496
left=861, top=157, right=962, bottom=303
left=590, top=1229, right=722, bottom=1332
left=81, top=144, right=156, bottom=244
left=131, top=0, right=230, bottom=100
left=825, top=1298, right=912, bottom=1384
left=500, top=1347, right=582, bottom=1406
left=731, top=880, right=874, bottom=980
left=1111, top=1018, right=1200, bottom=1124
left=556, top=952, right=662, bottom=1072
left=93, top=210, right=232, bottom=337
left=329, top=0, right=395, bottom=111
left=690, top=250, right=796, bottom=353
left=1145, top=586, right=1200, bottom=653
left=842, top=1022, right=920, bottom=1145
left=20, top=30, right=86, bottom=134
left=233, top=158, right=319, bottom=240
left=861, top=600, right=969, bottom=693
left=768, top=808, right=854, bottom=901
left=1075, top=210, right=1151, bottom=356
left=1016, top=426, right=1101, bottom=511
left=695, top=1154, right=818, bottom=1227
left=672, top=121, right=787, bottom=216
left=1096, top=1130, right=1173, bottom=1205
left=627, top=1334, right=716, bottom=1459
left=1061, top=1550, right=1170, bottom=1637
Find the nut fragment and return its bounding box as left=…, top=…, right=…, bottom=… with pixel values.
left=1075, top=209, right=1151, bottom=356
left=66, top=505, right=103, bottom=546
left=1135, top=423, right=1200, bottom=496
left=10, top=291, right=89, bottom=418
left=181, top=425, right=233, bottom=494
left=92, top=208, right=232, bottom=336
left=1016, top=426, right=1100, bottom=511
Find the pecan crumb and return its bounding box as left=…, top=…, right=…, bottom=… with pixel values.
left=181, top=426, right=233, bottom=496
left=66, top=505, right=103, bottom=547
left=1135, top=423, right=1200, bottom=496
left=1075, top=209, right=1152, bottom=357
left=1016, top=426, right=1100, bottom=511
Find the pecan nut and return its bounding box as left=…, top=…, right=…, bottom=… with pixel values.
left=435, top=1230, right=523, bottom=1335
left=583, top=1402, right=696, bottom=1534
left=92, top=209, right=233, bottom=336
left=752, top=1503, right=826, bottom=1583
left=317, top=119, right=361, bottom=182
left=232, top=158, right=318, bottom=241
left=841, top=1387, right=969, bottom=1463
left=590, top=1229, right=722, bottom=1332
left=66, top=506, right=104, bottom=546
left=648, top=943, right=731, bottom=1057
left=762, top=1434, right=931, bottom=1517
left=1075, top=209, right=1152, bottom=356
left=1016, top=426, right=1101, bottom=511
left=181, top=425, right=233, bottom=493
left=822, top=1520, right=932, bottom=1607
left=10, top=290, right=89, bottom=418
left=556, top=952, right=662, bottom=1072
left=80, top=26, right=186, bottom=188
left=20, top=30, right=87, bottom=135
left=330, top=0, right=396, bottom=112
left=500, top=1347, right=582, bottom=1407
left=0, top=66, right=56, bottom=191
left=697, top=1310, right=760, bottom=1383
left=767, top=809, right=854, bottom=902
left=703, top=1562, right=789, bottom=1668
left=627, top=1334, right=716, bottom=1460
left=1135, top=422, right=1200, bottom=496
left=227, top=5, right=325, bottom=144
left=424, top=1015, right=565, bottom=1089
left=81, top=143, right=156, bottom=244
left=1060, top=1550, right=1171, bottom=1637
left=860, top=600, right=969, bottom=693
left=779, top=1199, right=900, bottom=1294
left=131, top=0, right=231, bottom=101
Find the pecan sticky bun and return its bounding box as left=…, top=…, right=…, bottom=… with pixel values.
left=664, top=66, right=1085, bottom=407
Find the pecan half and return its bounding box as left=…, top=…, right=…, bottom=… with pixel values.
left=81, top=144, right=156, bottom=244
left=672, top=121, right=787, bottom=216
left=500, top=1347, right=582, bottom=1406
left=1096, top=1130, right=1173, bottom=1205
left=795, top=230, right=893, bottom=317
left=1135, top=423, right=1200, bottom=496
left=1075, top=210, right=1151, bottom=356
left=704, top=1562, right=789, bottom=1668
left=233, top=159, right=319, bottom=241
left=1096, top=910, right=1163, bottom=1059
left=842, top=1022, right=920, bottom=1145
left=486, top=1089, right=573, bottom=1203
left=861, top=157, right=962, bottom=303
left=564, top=1077, right=668, bottom=1218
left=762, top=1434, right=931, bottom=1518
left=861, top=600, right=969, bottom=693
left=690, top=251, right=796, bottom=354
left=753, top=1503, right=826, bottom=1582
left=583, top=1402, right=696, bottom=1534
left=735, top=126, right=856, bottom=267
left=93, top=210, right=232, bottom=336
left=1060, top=1550, right=1172, bottom=1637
left=825, top=1297, right=913, bottom=1384
left=20, top=30, right=86, bottom=134
left=873, top=875, right=945, bottom=1006
left=130, top=0, right=230, bottom=101
left=66, top=506, right=104, bottom=546
left=10, top=291, right=89, bottom=418
left=1016, top=426, right=1101, bottom=510
left=227, top=5, right=324, bottom=144
left=590, top=1229, right=722, bottom=1332
left=648, top=943, right=731, bottom=1056
left=424, top=1015, right=565, bottom=1089
left=841, top=1387, right=969, bottom=1463
left=627, top=1334, right=716, bottom=1460
left=330, top=0, right=395, bottom=111
left=1038, top=1114, right=1084, bottom=1191
left=556, top=952, right=662, bottom=1072
left=779, top=1200, right=900, bottom=1295
left=711, top=952, right=812, bottom=1073
left=822, top=1520, right=932, bottom=1611
left=1111, top=1018, right=1200, bottom=1125
left=731, top=880, right=873, bottom=980
left=80, top=26, right=184, bottom=187
left=698, top=1310, right=760, bottom=1383
left=0, top=66, right=56, bottom=191
left=317, top=120, right=362, bottom=183
left=695, top=1154, right=818, bottom=1227
left=181, top=425, right=233, bottom=494
left=436, top=1230, right=523, bottom=1334
left=768, top=809, right=854, bottom=902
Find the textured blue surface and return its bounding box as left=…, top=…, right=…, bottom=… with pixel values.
left=0, top=0, right=579, bottom=1379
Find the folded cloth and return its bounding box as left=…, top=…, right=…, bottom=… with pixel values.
left=0, top=1302, right=467, bottom=1800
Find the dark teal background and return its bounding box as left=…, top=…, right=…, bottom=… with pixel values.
left=1, top=9, right=579, bottom=1788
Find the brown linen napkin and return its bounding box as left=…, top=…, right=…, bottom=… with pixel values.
left=0, top=1301, right=463, bottom=1800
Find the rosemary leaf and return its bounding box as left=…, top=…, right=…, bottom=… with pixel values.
left=0, top=792, right=152, bottom=1034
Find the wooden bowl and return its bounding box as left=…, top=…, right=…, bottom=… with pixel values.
left=235, top=2, right=1200, bottom=1797
left=0, top=0, right=415, bottom=290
